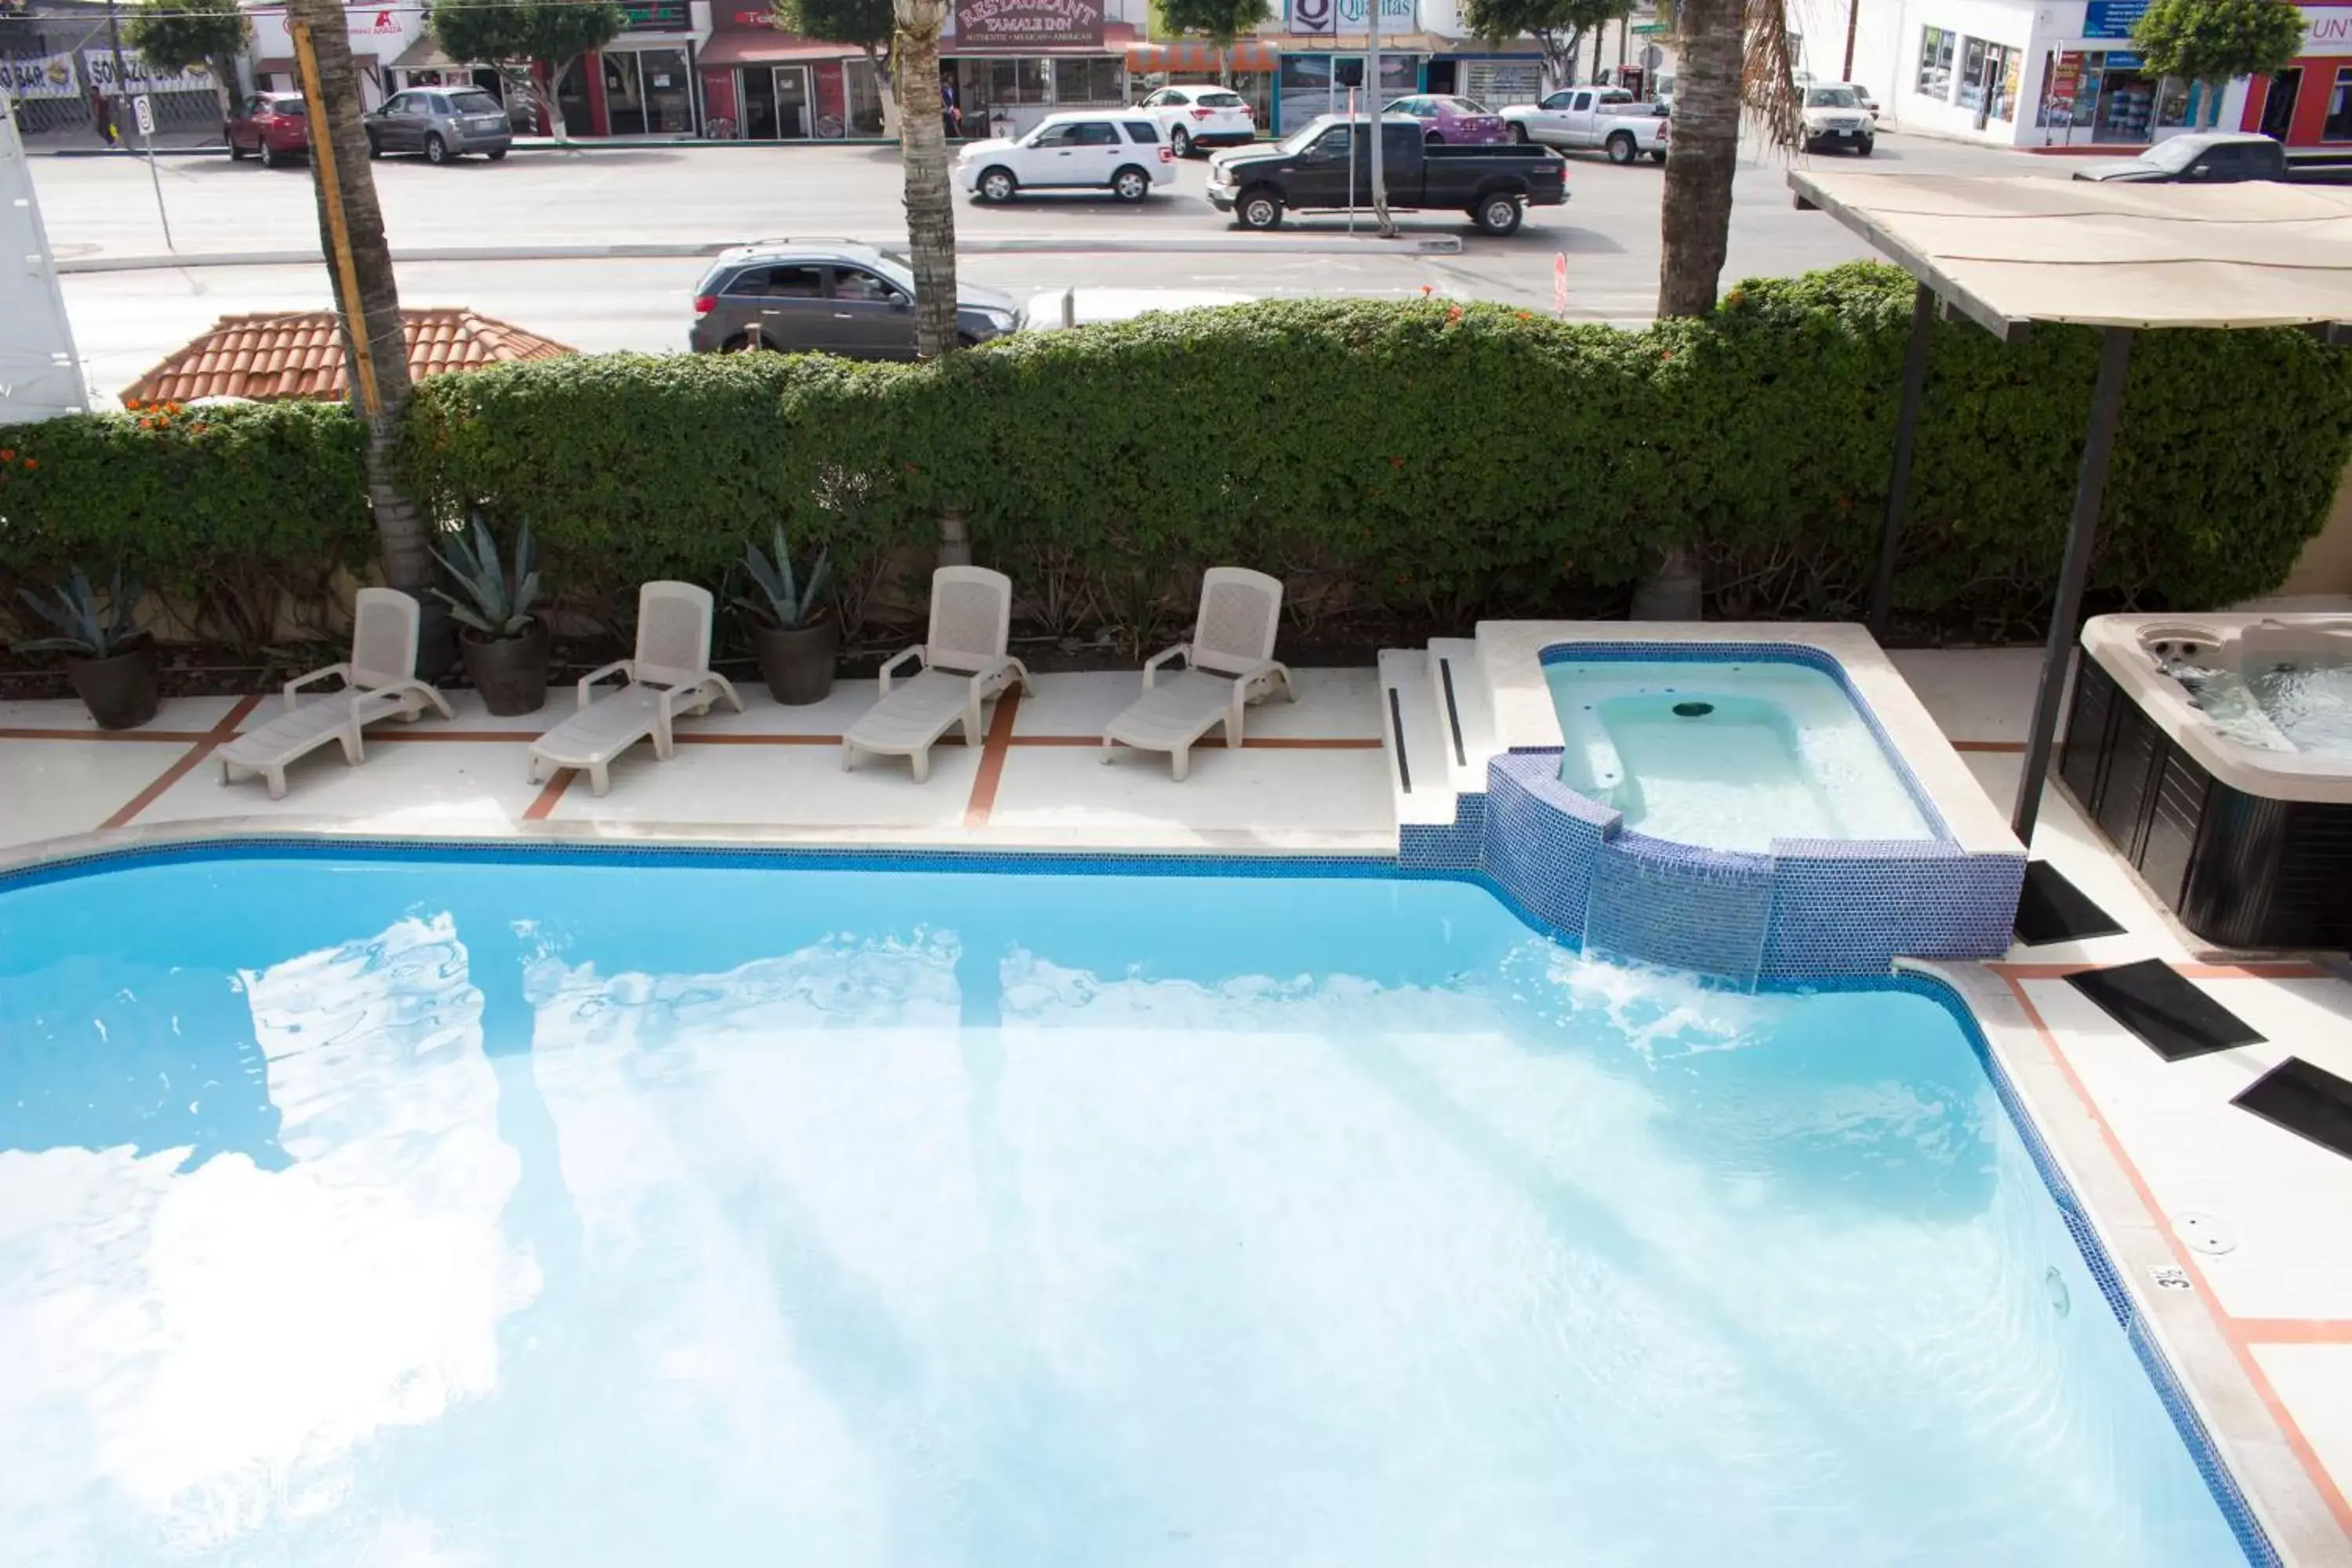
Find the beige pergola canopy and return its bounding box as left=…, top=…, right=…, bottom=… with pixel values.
left=1789, top=169, right=2352, bottom=847
left=1791, top=171, right=2352, bottom=343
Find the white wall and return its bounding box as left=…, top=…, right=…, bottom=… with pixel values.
left=0, top=110, right=87, bottom=426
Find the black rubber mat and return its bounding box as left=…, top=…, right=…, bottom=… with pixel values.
left=2013, top=860, right=2126, bottom=946
left=2234, top=1058, right=2352, bottom=1163
left=2064, top=960, right=2267, bottom=1062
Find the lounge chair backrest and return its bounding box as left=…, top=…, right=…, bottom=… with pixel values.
left=1189, top=568, right=1283, bottom=677
left=633, top=581, right=714, bottom=688
left=924, top=566, right=1012, bottom=674
left=349, top=587, right=422, bottom=691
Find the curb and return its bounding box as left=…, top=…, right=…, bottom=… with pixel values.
left=55, top=232, right=1463, bottom=272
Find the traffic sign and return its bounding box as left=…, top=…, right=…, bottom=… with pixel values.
left=133, top=94, right=154, bottom=136
left=1632, top=21, right=1668, bottom=34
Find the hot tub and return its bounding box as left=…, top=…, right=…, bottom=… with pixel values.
left=2066, top=614, right=2352, bottom=949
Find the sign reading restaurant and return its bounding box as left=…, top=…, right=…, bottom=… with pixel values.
left=954, top=0, right=1105, bottom=49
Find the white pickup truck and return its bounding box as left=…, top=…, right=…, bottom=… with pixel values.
left=1500, top=86, right=1670, bottom=165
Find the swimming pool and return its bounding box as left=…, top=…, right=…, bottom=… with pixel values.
left=1547, top=659, right=1939, bottom=851
left=0, top=850, right=2253, bottom=1565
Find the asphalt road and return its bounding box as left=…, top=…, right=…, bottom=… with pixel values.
left=37, top=134, right=2046, bottom=401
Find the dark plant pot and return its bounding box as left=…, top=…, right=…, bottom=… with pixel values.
left=754, top=618, right=840, bottom=706
left=460, top=623, right=550, bottom=716
left=64, top=639, right=161, bottom=731
left=414, top=596, right=462, bottom=684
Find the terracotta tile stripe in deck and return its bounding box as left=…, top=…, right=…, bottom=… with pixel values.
left=1951, top=739, right=2028, bottom=753
left=0, top=727, right=220, bottom=743
left=99, top=695, right=263, bottom=830
left=521, top=768, right=576, bottom=821
left=963, top=689, right=1024, bottom=829
left=1007, top=735, right=1386, bottom=749
left=1999, top=970, right=2352, bottom=1540
left=2231, top=1319, right=2352, bottom=1345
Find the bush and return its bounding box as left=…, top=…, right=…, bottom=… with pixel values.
left=9, top=265, right=2350, bottom=652
left=0, top=399, right=368, bottom=651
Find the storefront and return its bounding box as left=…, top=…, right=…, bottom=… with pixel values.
left=2240, top=6, right=2352, bottom=147
left=383, top=42, right=531, bottom=129
left=1124, top=38, right=1279, bottom=130
left=945, top=24, right=1142, bottom=140
left=698, top=19, right=877, bottom=139
left=247, top=2, right=424, bottom=108
left=596, top=0, right=710, bottom=134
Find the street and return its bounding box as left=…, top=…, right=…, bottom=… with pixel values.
left=38, top=134, right=2049, bottom=401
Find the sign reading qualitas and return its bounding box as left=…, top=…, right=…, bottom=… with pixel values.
left=954, top=0, right=1105, bottom=49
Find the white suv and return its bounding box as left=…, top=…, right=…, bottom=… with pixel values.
left=1138, top=84, right=1257, bottom=157
left=956, top=111, right=1176, bottom=204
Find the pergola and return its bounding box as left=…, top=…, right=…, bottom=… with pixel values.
left=1789, top=171, right=2352, bottom=844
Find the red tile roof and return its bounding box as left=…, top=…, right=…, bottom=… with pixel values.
left=121, top=309, right=575, bottom=405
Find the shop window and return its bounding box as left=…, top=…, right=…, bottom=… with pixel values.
left=845, top=59, right=885, bottom=134
left=1917, top=27, right=1955, bottom=99
left=1462, top=60, right=1541, bottom=109
left=1053, top=56, right=1123, bottom=104
left=638, top=47, right=693, bottom=133
left=2327, top=67, right=2352, bottom=141
left=1955, top=38, right=2016, bottom=118
left=985, top=57, right=1052, bottom=103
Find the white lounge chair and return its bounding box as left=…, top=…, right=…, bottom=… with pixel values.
left=842, top=566, right=1033, bottom=783
left=528, top=581, right=742, bottom=797
left=1102, top=567, right=1294, bottom=781
left=217, top=587, right=454, bottom=799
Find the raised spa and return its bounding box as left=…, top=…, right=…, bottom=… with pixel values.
left=2067, top=614, right=2352, bottom=949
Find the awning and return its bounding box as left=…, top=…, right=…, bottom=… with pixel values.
left=1791, top=171, right=2352, bottom=342
left=698, top=29, right=858, bottom=67
left=389, top=38, right=470, bottom=71
left=255, top=56, right=294, bottom=74
left=1127, top=39, right=1279, bottom=73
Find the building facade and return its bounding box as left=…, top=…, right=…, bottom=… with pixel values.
left=2238, top=5, right=2352, bottom=146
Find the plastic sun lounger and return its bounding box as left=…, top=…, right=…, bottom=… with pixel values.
left=842, top=566, right=1033, bottom=783
left=1102, top=567, right=1294, bottom=781
left=217, top=587, right=454, bottom=799
left=528, top=581, right=742, bottom=797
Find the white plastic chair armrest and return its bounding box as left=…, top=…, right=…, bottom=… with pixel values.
left=283, top=662, right=353, bottom=712
left=877, top=645, right=924, bottom=697
left=1141, top=644, right=1189, bottom=691
left=576, top=659, right=634, bottom=711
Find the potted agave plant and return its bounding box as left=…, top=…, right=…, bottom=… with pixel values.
left=431, top=516, right=548, bottom=716
left=736, top=524, right=836, bottom=705
left=16, top=565, right=159, bottom=730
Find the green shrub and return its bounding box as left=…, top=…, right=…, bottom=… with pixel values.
left=8, top=265, right=2350, bottom=653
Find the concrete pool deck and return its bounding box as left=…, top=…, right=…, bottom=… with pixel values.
left=2, top=648, right=2349, bottom=1563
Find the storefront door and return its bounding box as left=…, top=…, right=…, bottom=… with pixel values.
left=2261, top=67, right=2302, bottom=140
left=556, top=57, right=596, bottom=136
left=773, top=65, right=811, bottom=137
left=605, top=51, right=648, bottom=135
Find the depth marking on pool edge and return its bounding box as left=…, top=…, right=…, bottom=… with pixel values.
left=963, top=688, right=1025, bottom=829
left=100, top=695, right=263, bottom=829
left=1997, top=968, right=2352, bottom=1543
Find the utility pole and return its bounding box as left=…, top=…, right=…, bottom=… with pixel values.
left=1842, top=0, right=1860, bottom=82
left=105, top=0, right=173, bottom=251
left=1365, top=0, right=1392, bottom=236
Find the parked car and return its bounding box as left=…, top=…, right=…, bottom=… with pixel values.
left=956, top=111, right=1175, bottom=203
left=1207, top=114, right=1566, bottom=234
left=363, top=87, right=514, bottom=164
left=1381, top=94, right=1511, bottom=145
left=1820, top=81, right=1881, bottom=125
left=226, top=92, right=309, bottom=168
left=688, top=241, right=1022, bottom=358
left=2070, top=131, right=2352, bottom=183
left=1138, top=83, right=1256, bottom=157
left=1802, top=84, right=1875, bottom=155
left=1501, top=85, right=1668, bottom=165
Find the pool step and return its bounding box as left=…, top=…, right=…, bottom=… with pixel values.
left=1377, top=648, right=1459, bottom=826
left=1425, top=637, right=1498, bottom=795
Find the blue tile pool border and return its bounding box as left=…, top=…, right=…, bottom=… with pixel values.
left=0, top=833, right=2282, bottom=1566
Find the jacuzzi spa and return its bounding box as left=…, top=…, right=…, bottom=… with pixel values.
left=2066, top=614, right=2352, bottom=949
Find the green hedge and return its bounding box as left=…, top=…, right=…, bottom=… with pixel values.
left=7, top=263, right=2350, bottom=652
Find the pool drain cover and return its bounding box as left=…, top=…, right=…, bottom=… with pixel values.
left=1671, top=701, right=1714, bottom=718
left=2169, top=1211, right=2237, bottom=1256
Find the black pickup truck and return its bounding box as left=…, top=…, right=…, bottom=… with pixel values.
left=2071, top=131, right=2352, bottom=184
left=1206, top=114, right=1567, bottom=235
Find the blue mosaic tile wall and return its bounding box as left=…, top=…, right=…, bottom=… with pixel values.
left=1397, top=640, right=2024, bottom=984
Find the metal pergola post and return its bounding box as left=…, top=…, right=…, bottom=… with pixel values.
left=2012, top=326, right=2135, bottom=845
left=1867, top=281, right=1936, bottom=642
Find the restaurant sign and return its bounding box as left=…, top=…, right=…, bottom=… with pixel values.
left=955, top=0, right=1105, bottom=49
left=622, top=0, right=693, bottom=30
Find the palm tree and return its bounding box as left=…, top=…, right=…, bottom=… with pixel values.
left=286, top=0, right=428, bottom=593
left=1656, top=0, right=1799, bottom=318
left=893, top=0, right=960, bottom=361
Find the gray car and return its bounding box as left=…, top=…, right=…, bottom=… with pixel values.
left=688, top=242, right=1023, bottom=358
left=364, top=87, right=514, bottom=164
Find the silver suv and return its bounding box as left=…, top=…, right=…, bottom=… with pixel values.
left=364, top=87, right=514, bottom=164
left=688, top=241, right=1022, bottom=358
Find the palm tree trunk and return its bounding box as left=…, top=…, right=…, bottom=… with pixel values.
left=893, top=0, right=959, bottom=361
left=288, top=0, right=426, bottom=594
left=1656, top=0, right=1742, bottom=318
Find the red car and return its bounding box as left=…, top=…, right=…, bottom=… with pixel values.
left=227, top=93, right=310, bottom=168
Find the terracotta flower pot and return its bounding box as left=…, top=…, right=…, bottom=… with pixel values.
left=459, top=622, right=550, bottom=716
left=64, top=639, right=161, bottom=731
left=754, top=618, right=839, bottom=706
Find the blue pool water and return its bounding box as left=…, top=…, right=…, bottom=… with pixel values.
left=0, top=854, right=2249, bottom=1566
left=1548, top=659, right=1939, bottom=851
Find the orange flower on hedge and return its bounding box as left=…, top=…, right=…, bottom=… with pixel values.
left=0, top=448, right=13, bottom=462
left=1446, top=306, right=1464, bottom=323
left=20, top=458, right=35, bottom=470
left=1419, top=285, right=1432, bottom=297
left=191, top=422, right=209, bottom=435
left=1388, top=455, right=1404, bottom=469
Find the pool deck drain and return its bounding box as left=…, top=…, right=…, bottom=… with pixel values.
left=3, top=651, right=2351, bottom=1563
